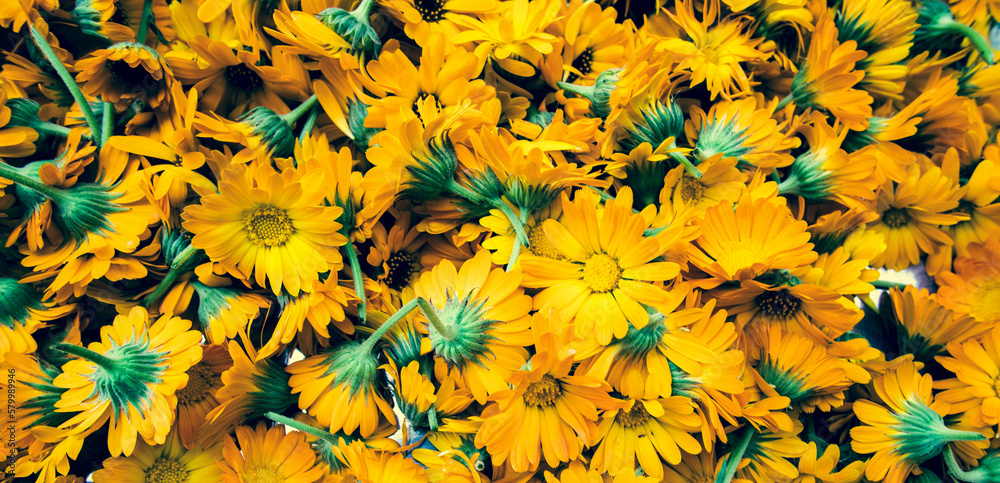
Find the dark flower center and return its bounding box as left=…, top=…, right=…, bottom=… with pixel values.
left=566, top=47, right=595, bottom=83
left=385, top=252, right=417, bottom=291
left=756, top=288, right=802, bottom=319
left=106, top=60, right=159, bottom=90
left=224, top=63, right=264, bottom=93
left=414, top=0, right=446, bottom=22
left=881, top=207, right=911, bottom=228
left=523, top=375, right=561, bottom=407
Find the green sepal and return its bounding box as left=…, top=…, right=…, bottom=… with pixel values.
left=424, top=292, right=500, bottom=371
left=620, top=98, right=685, bottom=154
left=316, top=0, right=382, bottom=62
left=240, top=106, right=296, bottom=158
left=557, top=67, right=621, bottom=119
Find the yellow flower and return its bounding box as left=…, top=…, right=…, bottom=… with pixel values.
left=75, top=42, right=175, bottom=109
left=336, top=441, right=429, bottom=482
left=851, top=360, right=987, bottom=483
left=591, top=397, right=702, bottom=478
left=936, top=237, right=1000, bottom=324
left=0, top=278, right=74, bottom=361
left=181, top=160, right=346, bottom=296
left=174, top=345, right=231, bottom=449
left=449, top=0, right=561, bottom=80
left=521, top=187, right=684, bottom=344
left=687, top=96, right=799, bottom=170
left=92, top=430, right=223, bottom=483
left=936, top=326, right=1000, bottom=429
left=835, top=0, right=917, bottom=100
left=52, top=306, right=203, bottom=457
left=887, top=286, right=989, bottom=362
left=221, top=423, right=324, bottom=483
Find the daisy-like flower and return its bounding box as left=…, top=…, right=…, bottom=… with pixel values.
left=75, top=42, right=176, bottom=109
left=687, top=96, right=799, bottom=170
left=887, top=286, right=989, bottom=362
left=688, top=191, right=817, bottom=288
left=336, top=441, right=429, bottom=481
left=449, top=0, right=561, bottom=80
left=383, top=0, right=498, bottom=48
left=189, top=281, right=269, bottom=345
left=541, top=0, right=628, bottom=87
left=181, top=160, right=347, bottom=296
left=936, top=326, right=1000, bottom=429
left=868, top=163, right=967, bottom=270
left=851, top=360, right=987, bottom=483
left=662, top=0, right=768, bottom=100
left=413, top=249, right=532, bottom=404
left=0, top=277, right=74, bottom=360
left=220, top=423, right=323, bottom=483
left=927, top=153, right=1000, bottom=274
left=480, top=197, right=564, bottom=265
left=0, top=89, right=39, bottom=158
left=174, top=345, right=231, bottom=449
left=657, top=155, right=747, bottom=221
left=835, top=0, right=917, bottom=100
left=936, top=237, right=1000, bottom=324
left=367, top=206, right=427, bottom=294
left=92, top=430, right=223, bottom=483
left=520, top=187, right=685, bottom=344
left=52, top=306, right=203, bottom=457
left=591, top=397, right=702, bottom=478
left=474, top=326, right=618, bottom=472
left=257, top=275, right=354, bottom=359
left=792, top=441, right=865, bottom=483
left=730, top=424, right=810, bottom=482
left=782, top=15, right=873, bottom=130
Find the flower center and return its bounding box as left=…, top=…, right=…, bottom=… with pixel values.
left=414, top=0, right=445, bottom=22
left=756, top=288, right=802, bottom=319
left=145, top=457, right=188, bottom=483
left=243, top=465, right=281, bottom=483
left=680, top=175, right=706, bottom=205
left=224, top=63, right=264, bottom=92
left=583, top=253, right=622, bottom=293
left=385, top=252, right=418, bottom=291
left=565, top=47, right=594, bottom=83
left=523, top=375, right=561, bottom=407
left=881, top=208, right=911, bottom=228
left=527, top=224, right=565, bottom=260
left=243, top=205, right=293, bottom=247
left=176, top=362, right=214, bottom=405
left=110, top=1, right=130, bottom=25
left=615, top=402, right=650, bottom=428
left=971, top=280, right=1000, bottom=323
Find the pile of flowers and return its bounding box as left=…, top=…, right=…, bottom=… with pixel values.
left=2, top=0, right=1000, bottom=481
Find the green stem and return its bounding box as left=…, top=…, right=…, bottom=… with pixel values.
left=266, top=412, right=336, bottom=442
left=556, top=81, right=595, bottom=99
left=28, top=26, right=101, bottom=141
left=299, top=107, right=320, bottom=143
left=871, top=279, right=909, bottom=290
left=775, top=94, right=793, bottom=110
left=715, top=427, right=755, bottom=483
left=136, top=0, right=154, bottom=45
left=359, top=297, right=420, bottom=353
left=669, top=151, right=702, bottom=179
left=944, top=21, right=995, bottom=64
left=941, top=427, right=988, bottom=442
left=944, top=446, right=977, bottom=482
left=505, top=206, right=531, bottom=272
left=53, top=342, right=116, bottom=370
left=344, top=241, right=367, bottom=323
left=101, top=102, right=113, bottom=148
left=35, top=122, right=75, bottom=138
left=280, top=95, right=318, bottom=127
left=416, top=297, right=455, bottom=340
left=446, top=179, right=487, bottom=205
left=170, top=244, right=200, bottom=270
left=350, top=0, right=377, bottom=22
left=0, top=162, right=67, bottom=202
left=142, top=266, right=182, bottom=308
left=494, top=201, right=529, bottom=246
left=777, top=173, right=800, bottom=197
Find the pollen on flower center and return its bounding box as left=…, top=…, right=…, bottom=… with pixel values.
left=527, top=224, right=565, bottom=260
left=881, top=207, right=911, bottom=228
left=385, top=251, right=418, bottom=290
left=242, top=465, right=281, bottom=483
left=583, top=253, right=622, bottom=293
left=176, top=362, right=213, bottom=405
left=615, top=402, right=650, bottom=428
left=224, top=63, right=264, bottom=92
left=523, top=375, right=562, bottom=407
left=756, top=288, right=802, bottom=319
left=243, top=205, right=293, bottom=247
left=145, top=457, right=188, bottom=483
left=414, top=0, right=445, bottom=22
left=680, top=175, right=706, bottom=204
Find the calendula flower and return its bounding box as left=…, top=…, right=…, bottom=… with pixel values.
left=174, top=345, right=231, bottom=449
left=474, top=327, right=618, bottom=472
left=851, top=360, right=987, bottom=483
left=792, top=441, right=865, bottom=483
left=662, top=0, right=768, bottom=100
left=687, top=96, right=799, bottom=170
left=220, top=423, right=324, bottom=483
left=258, top=275, right=354, bottom=359
left=383, top=0, right=499, bottom=48
left=835, top=0, right=917, bottom=100
left=52, top=306, right=203, bottom=457
left=189, top=281, right=269, bottom=345
left=520, top=187, right=684, bottom=344
left=336, top=441, right=429, bottom=482
left=542, top=0, right=628, bottom=87
left=591, top=397, right=702, bottom=478
left=688, top=191, right=817, bottom=287
left=936, top=237, right=1000, bottom=324
left=449, top=0, right=561, bottom=80
left=75, top=42, right=175, bottom=109
left=927, top=152, right=1000, bottom=274
left=0, top=89, right=39, bottom=158
left=181, top=160, right=346, bottom=296
left=92, top=430, right=223, bottom=483
left=887, top=286, right=989, bottom=362
left=731, top=424, right=810, bottom=482
left=0, top=277, right=74, bottom=360
left=935, top=326, right=1000, bottom=428
left=869, top=163, right=967, bottom=270
left=413, top=249, right=531, bottom=404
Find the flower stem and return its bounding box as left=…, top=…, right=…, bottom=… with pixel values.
left=280, top=95, right=319, bottom=127
left=101, top=102, right=114, bottom=148
left=350, top=0, right=377, bottom=22
left=266, top=412, right=336, bottom=442
left=715, top=426, right=754, bottom=483
left=53, top=342, right=117, bottom=370
left=446, top=179, right=487, bottom=205
left=141, top=266, right=182, bottom=308
left=359, top=297, right=420, bottom=353
left=0, top=162, right=66, bottom=202
left=670, top=151, right=703, bottom=179
left=777, top=173, right=800, bottom=197
left=775, top=94, right=793, bottom=110
left=494, top=201, right=529, bottom=246
left=944, top=446, right=977, bottom=481
left=416, top=297, right=455, bottom=340
left=506, top=205, right=531, bottom=271
left=35, top=122, right=75, bottom=138
left=136, top=0, right=154, bottom=45
left=871, top=279, right=909, bottom=290
left=344, top=241, right=367, bottom=323
left=299, top=107, right=320, bottom=143
left=28, top=26, right=101, bottom=141
left=944, top=21, right=995, bottom=64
